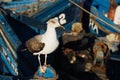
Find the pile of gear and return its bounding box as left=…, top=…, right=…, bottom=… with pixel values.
left=61, top=22, right=120, bottom=80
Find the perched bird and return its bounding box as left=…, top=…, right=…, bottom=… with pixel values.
left=26, top=18, right=64, bottom=73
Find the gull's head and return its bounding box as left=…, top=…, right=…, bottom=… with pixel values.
left=47, top=18, right=65, bottom=29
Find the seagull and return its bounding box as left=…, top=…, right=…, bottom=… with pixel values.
left=26, top=18, right=64, bottom=73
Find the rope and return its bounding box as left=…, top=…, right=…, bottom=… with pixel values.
left=0, top=8, right=7, bottom=15
left=69, top=0, right=120, bottom=32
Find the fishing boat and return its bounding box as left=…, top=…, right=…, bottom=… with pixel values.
left=87, top=0, right=120, bottom=61
left=0, top=0, right=85, bottom=79
left=69, top=1, right=120, bottom=80
left=84, top=1, right=120, bottom=79
left=89, top=0, right=120, bottom=35
left=0, top=0, right=120, bottom=80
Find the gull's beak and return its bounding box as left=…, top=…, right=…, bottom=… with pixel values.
left=59, top=26, right=65, bottom=30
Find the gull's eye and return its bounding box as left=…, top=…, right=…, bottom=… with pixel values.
left=50, top=20, right=56, bottom=23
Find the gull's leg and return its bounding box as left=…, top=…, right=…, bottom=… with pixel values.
left=38, top=54, right=41, bottom=66
left=44, top=54, right=47, bottom=66
left=38, top=54, right=47, bottom=73
left=38, top=54, right=44, bottom=73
